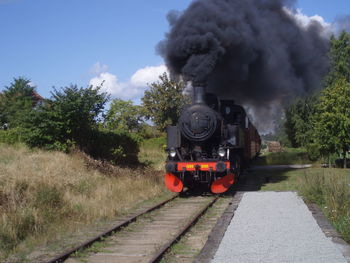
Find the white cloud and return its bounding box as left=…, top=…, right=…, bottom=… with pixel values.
left=90, top=72, right=124, bottom=97
left=90, top=62, right=109, bottom=75
left=284, top=8, right=332, bottom=37
left=28, top=81, right=36, bottom=88
left=89, top=63, right=168, bottom=101
left=293, top=9, right=330, bottom=28
left=130, top=65, right=168, bottom=87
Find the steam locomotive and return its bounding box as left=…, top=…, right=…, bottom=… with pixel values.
left=165, top=87, right=261, bottom=194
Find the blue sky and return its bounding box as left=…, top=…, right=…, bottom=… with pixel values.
left=0, top=0, right=349, bottom=99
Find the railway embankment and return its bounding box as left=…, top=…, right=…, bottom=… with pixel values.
left=0, top=142, right=171, bottom=263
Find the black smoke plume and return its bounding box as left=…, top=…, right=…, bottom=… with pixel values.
left=158, top=0, right=330, bottom=132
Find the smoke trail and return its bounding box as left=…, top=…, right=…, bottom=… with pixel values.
left=158, top=0, right=330, bottom=132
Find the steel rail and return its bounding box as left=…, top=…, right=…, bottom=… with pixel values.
left=45, top=194, right=179, bottom=263
left=149, top=196, right=220, bottom=263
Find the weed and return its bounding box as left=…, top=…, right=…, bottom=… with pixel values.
left=72, top=239, right=112, bottom=261
left=34, top=184, right=64, bottom=209
left=299, top=169, right=350, bottom=242
left=171, top=242, right=195, bottom=255
left=0, top=207, right=37, bottom=251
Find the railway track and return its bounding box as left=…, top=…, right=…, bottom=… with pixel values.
left=44, top=195, right=178, bottom=263
left=45, top=194, right=220, bottom=263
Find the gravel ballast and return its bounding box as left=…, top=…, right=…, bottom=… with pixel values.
left=212, top=192, right=347, bottom=263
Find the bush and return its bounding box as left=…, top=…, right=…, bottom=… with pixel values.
left=335, top=158, right=350, bottom=168
left=0, top=77, right=36, bottom=129
left=141, top=137, right=166, bottom=150
left=254, top=148, right=311, bottom=165
left=137, top=124, right=165, bottom=139
left=88, top=129, right=142, bottom=165
left=0, top=129, right=24, bottom=144
left=22, top=85, right=109, bottom=152
left=306, top=143, right=321, bottom=161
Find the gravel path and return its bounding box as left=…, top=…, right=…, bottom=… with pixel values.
left=212, top=192, right=347, bottom=263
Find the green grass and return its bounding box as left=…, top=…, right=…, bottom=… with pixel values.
left=72, top=238, right=113, bottom=262
left=139, top=137, right=167, bottom=171
left=141, top=137, right=166, bottom=149
left=254, top=148, right=311, bottom=165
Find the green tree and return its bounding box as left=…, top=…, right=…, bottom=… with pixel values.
left=284, top=95, right=318, bottom=148
left=326, top=31, right=350, bottom=85
left=283, top=32, right=350, bottom=165
left=0, top=92, right=5, bottom=127
left=274, top=114, right=292, bottom=147
left=142, top=73, right=187, bottom=131
left=313, top=78, right=350, bottom=168
left=24, top=85, right=109, bottom=151
left=310, top=31, right=350, bottom=167
left=105, top=99, right=143, bottom=132
left=0, top=77, right=37, bottom=128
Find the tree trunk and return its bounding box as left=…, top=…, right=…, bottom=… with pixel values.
left=344, top=150, right=347, bottom=169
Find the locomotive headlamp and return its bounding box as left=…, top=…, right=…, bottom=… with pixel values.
left=218, top=147, right=225, bottom=157
left=169, top=148, right=176, bottom=158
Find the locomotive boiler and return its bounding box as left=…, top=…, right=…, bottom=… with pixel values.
left=165, top=86, right=261, bottom=194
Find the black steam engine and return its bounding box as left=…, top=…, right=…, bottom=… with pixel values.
left=165, top=87, right=261, bottom=193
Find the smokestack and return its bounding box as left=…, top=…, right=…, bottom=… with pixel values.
left=193, top=86, right=205, bottom=104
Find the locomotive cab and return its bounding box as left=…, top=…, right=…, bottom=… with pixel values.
left=220, top=100, right=246, bottom=152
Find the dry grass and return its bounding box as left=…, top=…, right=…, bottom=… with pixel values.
left=0, top=143, right=169, bottom=261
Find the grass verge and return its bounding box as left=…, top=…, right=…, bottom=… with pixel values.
left=0, top=143, right=170, bottom=262
left=253, top=148, right=312, bottom=165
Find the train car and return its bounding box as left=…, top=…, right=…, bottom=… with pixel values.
left=165, top=87, right=261, bottom=194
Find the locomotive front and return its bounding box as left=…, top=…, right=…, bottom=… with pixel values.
left=165, top=87, right=235, bottom=194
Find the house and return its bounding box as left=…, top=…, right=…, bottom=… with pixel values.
left=32, top=91, right=45, bottom=107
